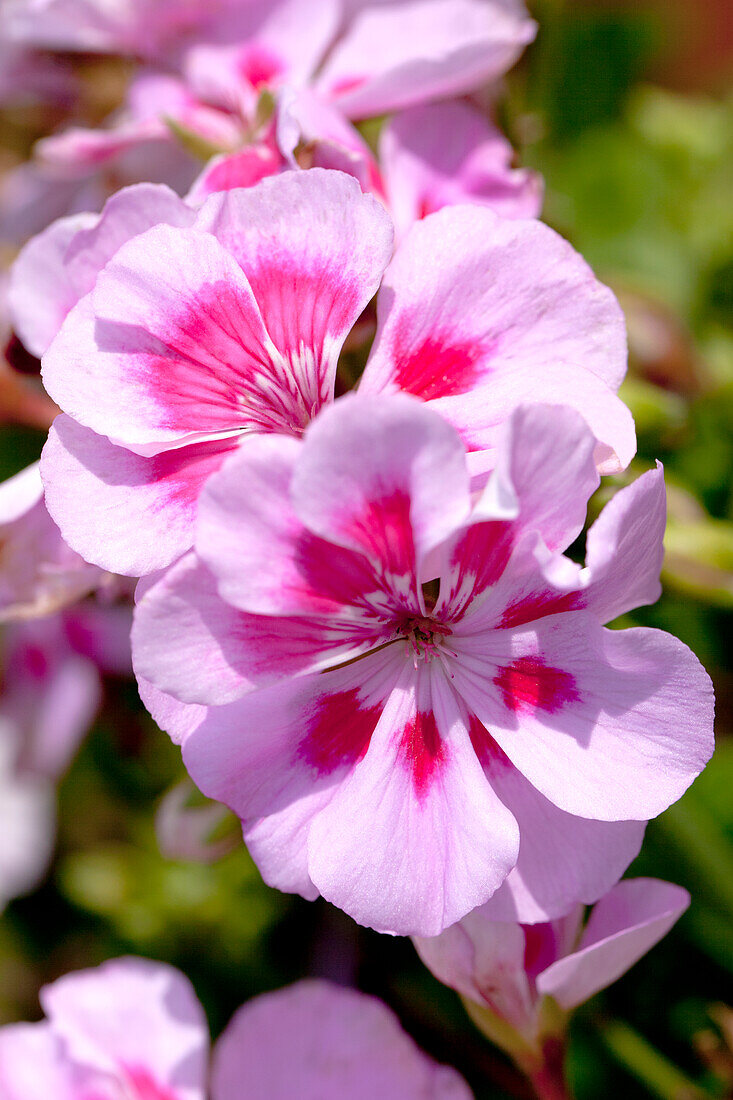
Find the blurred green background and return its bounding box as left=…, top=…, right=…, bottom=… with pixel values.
left=0, top=1, right=731, bottom=1096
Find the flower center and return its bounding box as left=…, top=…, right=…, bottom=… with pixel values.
left=397, top=615, right=452, bottom=667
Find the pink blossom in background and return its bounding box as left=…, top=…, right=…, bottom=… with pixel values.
left=133, top=397, right=713, bottom=935
left=414, top=878, right=690, bottom=1046
left=0, top=957, right=209, bottom=1100
left=212, top=979, right=473, bottom=1099
left=0, top=38, right=77, bottom=108
left=0, top=961, right=473, bottom=1098
left=379, top=99, right=543, bottom=239
left=0, top=463, right=101, bottom=621
left=0, top=715, right=54, bottom=913
left=0, top=0, right=537, bottom=240
left=38, top=168, right=632, bottom=578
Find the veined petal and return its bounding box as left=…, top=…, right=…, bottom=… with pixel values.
left=451, top=613, right=714, bottom=821
left=467, top=718, right=645, bottom=924
left=195, top=169, right=394, bottom=416
left=41, top=415, right=234, bottom=575
left=133, top=553, right=376, bottom=706
left=291, top=394, right=471, bottom=595
left=307, top=660, right=519, bottom=935
left=197, top=433, right=386, bottom=630
left=182, top=648, right=403, bottom=904
left=361, top=205, right=627, bottom=409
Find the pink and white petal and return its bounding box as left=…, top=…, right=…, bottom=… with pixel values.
left=318, top=0, right=536, bottom=118
left=307, top=662, right=519, bottom=936
left=185, top=146, right=284, bottom=204
left=8, top=210, right=97, bottom=358
left=0, top=1023, right=81, bottom=1100
left=380, top=100, right=542, bottom=239
left=136, top=676, right=206, bottom=748
left=195, top=170, right=394, bottom=413
left=213, top=980, right=473, bottom=1100
left=198, top=433, right=388, bottom=631
left=580, top=465, right=666, bottom=623
left=41, top=957, right=209, bottom=1100
left=291, top=394, right=471, bottom=589
left=433, top=405, right=599, bottom=622
left=20, top=654, right=101, bottom=780
left=537, top=878, right=690, bottom=1011
left=468, top=722, right=646, bottom=924
left=452, top=613, right=715, bottom=821
left=63, top=181, right=196, bottom=302
left=41, top=415, right=234, bottom=576
left=431, top=363, right=637, bottom=479
left=84, top=225, right=287, bottom=443
left=134, top=552, right=370, bottom=705
left=413, top=914, right=534, bottom=1037
left=182, top=648, right=405, bottom=900
left=360, top=206, right=628, bottom=408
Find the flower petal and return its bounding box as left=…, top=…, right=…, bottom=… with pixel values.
left=537, top=878, right=690, bottom=1010
left=291, top=394, right=471, bottom=589
left=307, top=661, right=519, bottom=935
left=182, top=648, right=403, bottom=903
left=467, top=719, right=646, bottom=923
left=40, top=957, right=209, bottom=1100
left=452, top=612, right=715, bottom=821
left=195, top=169, right=393, bottom=414
left=380, top=99, right=542, bottom=239
left=133, top=552, right=373, bottom=705
left=41, top=415, right=234, bottom=575
left=361, top=205, right=628, bottom=408
left=318, top=0, right=536, bottom=118
left=212, top=980, right=473, bottom=1100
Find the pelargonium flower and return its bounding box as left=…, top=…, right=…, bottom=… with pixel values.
left=414, top=877, right=690, bottom=1050
left=37, top=168, right=633, bottom=577
left=0, top=959, right=472, bottom=1099
left=133, top=396, right=713, bottom=935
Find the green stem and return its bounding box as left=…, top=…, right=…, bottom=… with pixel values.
left=599, top=1020, right=709, bottom=1100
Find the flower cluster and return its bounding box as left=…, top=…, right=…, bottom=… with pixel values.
left=0, top=0, right=718, bottom=1095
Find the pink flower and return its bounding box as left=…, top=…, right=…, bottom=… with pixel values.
left=0, top=462, right=101, bottom=620
left=0, top=960, right=472, bottom=1099
left=414, top=878, right=690, bottom=1048
left=133, top=397, right=713, bottom=935
left=38, top=169, right=633, bottom=577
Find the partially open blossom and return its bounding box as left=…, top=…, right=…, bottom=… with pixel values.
left=38, top=168, right=632, bottom=577
left=379, top=99, right=543, bottom=238
left=0, top=463, right=101, bottom=621
left=0, top=960, right=472, bottom=1099
left=414, top=878, right=690, bottom=1051
left=133, top=397, right=713, bottom=935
